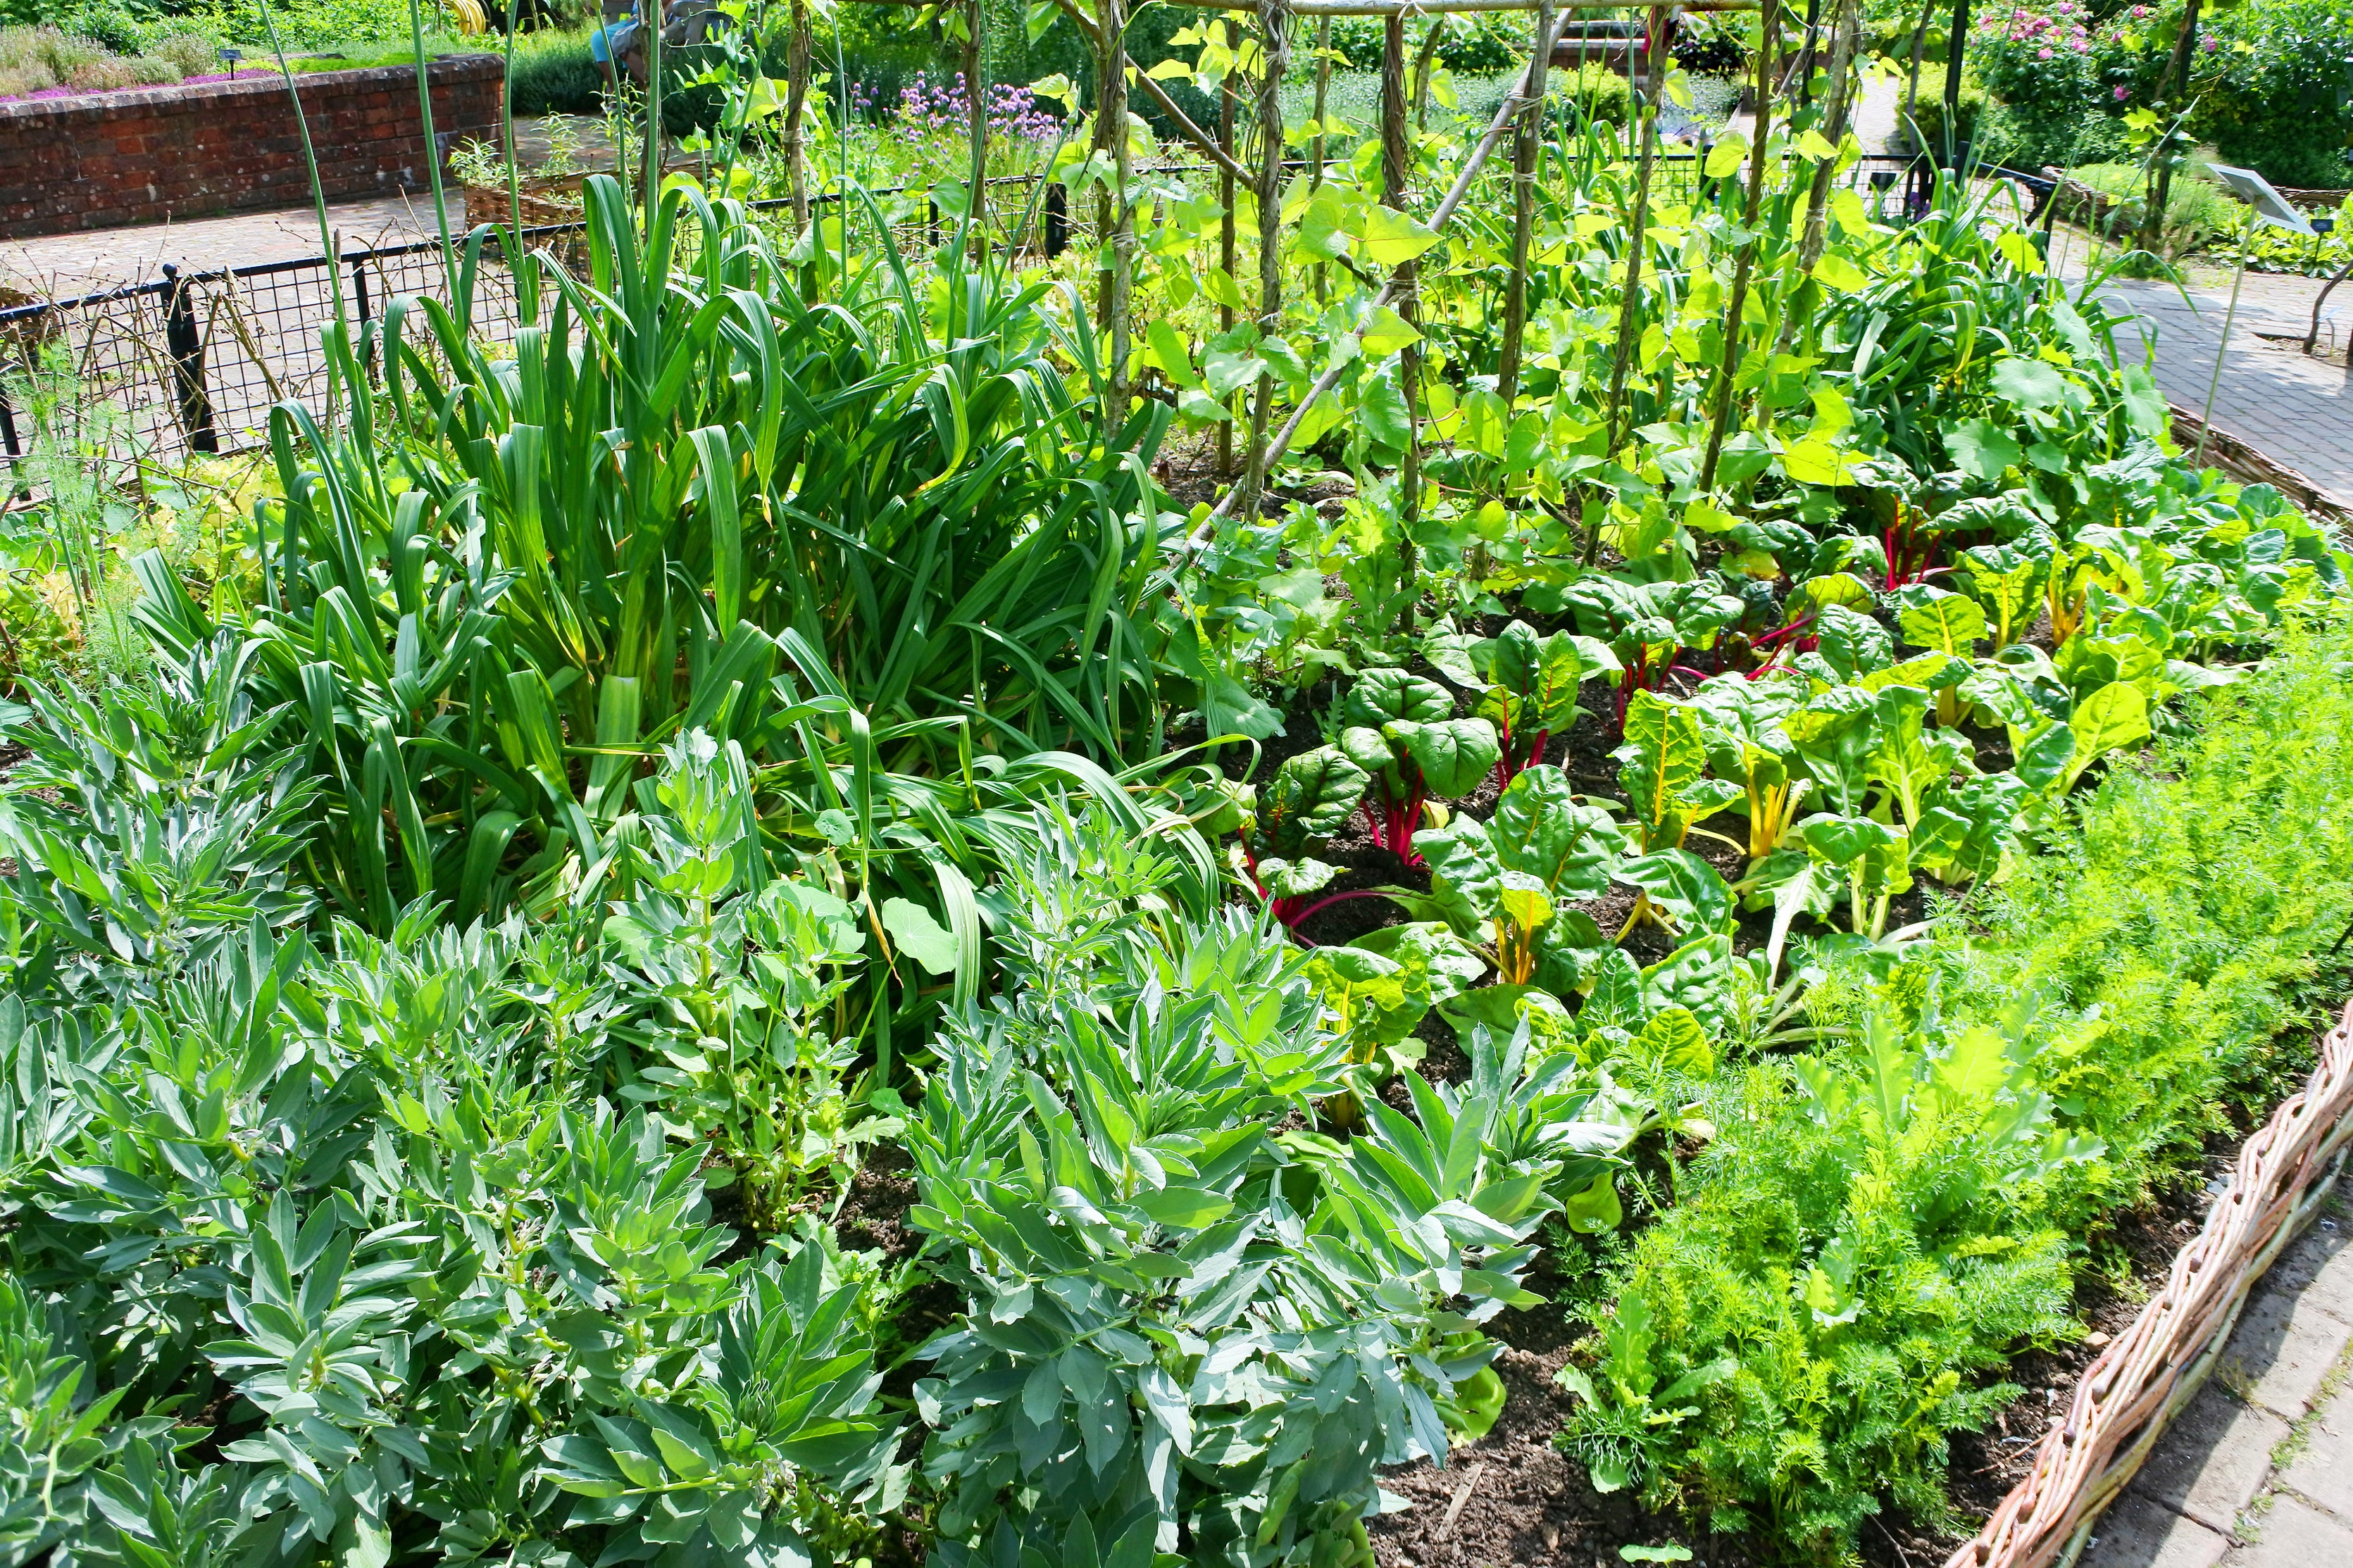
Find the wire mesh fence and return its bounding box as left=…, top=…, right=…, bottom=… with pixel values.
left=0, top=149, right=1962, bottom=468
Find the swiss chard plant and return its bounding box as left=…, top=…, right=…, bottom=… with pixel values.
left=1335, top=668, right=1499, bottom=867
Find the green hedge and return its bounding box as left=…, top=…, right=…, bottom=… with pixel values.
left=1590, top=608, right=2353, bottom=1552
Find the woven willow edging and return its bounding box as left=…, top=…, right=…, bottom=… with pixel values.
left=1945, top=999, right=2353, bottom=1568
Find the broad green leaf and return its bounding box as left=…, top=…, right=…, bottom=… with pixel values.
left=2060, top=682, right=2149, bottom=790
left=1355, top=204, right=1443, bottom=267
left=1390, top=718, right=1502, bottom=798
left=1360, top=306, right=1423, bottom=358
left=1991, top=356, right=2070, bottom=411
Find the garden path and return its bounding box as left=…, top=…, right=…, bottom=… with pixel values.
left=0, top=196, right=438, bottom=300
left=2056, top=246, right=2353, bottom=510
left=2081, top=1184, right=2353, bottom=1568
left=0, top=116, right=611, bottom=299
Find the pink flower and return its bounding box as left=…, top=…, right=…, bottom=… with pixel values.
left=2038, top=45, right=2054, bottom=56
left=2115, top=83, right=2130, bottom=99
left=2202, top=35, right=2218, bottom=49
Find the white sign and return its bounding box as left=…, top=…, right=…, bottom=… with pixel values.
left=2207, top=164, right=2314, bottom=235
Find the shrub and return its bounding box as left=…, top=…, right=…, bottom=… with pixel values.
left=2195, top=0, right=2353, bottom=189
left=1579, top=608, right=2353, bottom=1554
left=150, top=30, right=216, bottom=75
left=2064, top=160, right=2243, bottom=255
left=506, top=27, right=604, bottom=115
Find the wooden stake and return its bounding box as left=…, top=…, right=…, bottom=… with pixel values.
left=1698, top=0, right=1779, bottom=494
left=1587, top=0, right=1668, bottom=563
left=1219, top=13, right=1240, bottom=476
left=2142, top=0, right=2202, bottom=257
left=966, top=0, right=987, bottom=263
left=1094, top=0, right=1132, bottom=410
left=1381, top=9, right=1420, bottom=629
left=1498, top=2, right=1552, bottom=402
left=1311, top=14, right=1332, bottom=303
left=785, top=0, right=811, bottom=233
left=1240, top=0, right=1292, bottom=516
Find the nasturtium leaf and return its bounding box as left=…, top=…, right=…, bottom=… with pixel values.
left=1990, top=356, right=2070, bottom=411
left=1945, top=417, right=2022, bottom=480
left=881, top=897, right=959, bottom=976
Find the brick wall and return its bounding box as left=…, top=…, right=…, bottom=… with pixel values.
left=0, top=55, right=505, bottom=241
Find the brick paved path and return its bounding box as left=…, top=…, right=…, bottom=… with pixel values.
left=2055, top=243, right=2353, bottom=511
left=2084, top=1186, right=2353, bottom=1568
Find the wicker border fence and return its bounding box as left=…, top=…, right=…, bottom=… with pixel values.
left=1945, top=998, right=2353, bottom=1568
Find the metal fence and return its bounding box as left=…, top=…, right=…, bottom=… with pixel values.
left=0, top=149, right=1986, bottom=468
left=0, top=170, right=1108, bottom=465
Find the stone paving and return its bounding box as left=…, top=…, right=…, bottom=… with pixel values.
left=2055, top=246, right=2353, bottom=511
left=2083, top=1187, right=2353, bottom=1568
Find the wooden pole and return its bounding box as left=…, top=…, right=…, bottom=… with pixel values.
left=1240, top=0, right=1292, bottom=515
left=1311, top=15, right=1332, bottom=302
left=1381, top=9, right=1420, bottom=629
left=1698, top=0, right=1778, bottom=494
left=1587, top=0, right=1668, bottom=563
left=785, top=0, right=811, bottom=233
left=1219, top=14, right=1240, bottom=476
left=1094, top=0, right=1132, bottom=411
left=966, top=0, right=987, bottom=263
left=1899, top=0, right=1930, bottom=153
left=1411, top=15, right=1447, bottom=128
left=1498, top=1, right=1553, bottom=402
left=2142, top=0, right=2202, bottom=257
left=1795, top=0, right=1856, bottom=273
left=1941, top=0, right=1970, bottom=168
left=1044, top=0, right=1247, bottom=181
